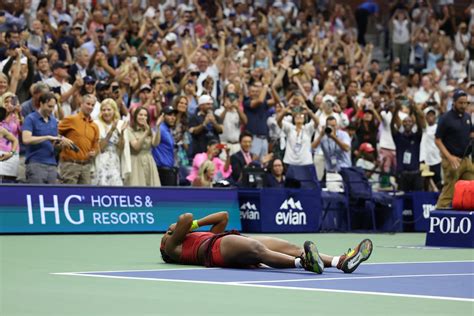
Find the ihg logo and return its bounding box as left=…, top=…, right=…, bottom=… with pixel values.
left=26, top=194, right=84, bottom=225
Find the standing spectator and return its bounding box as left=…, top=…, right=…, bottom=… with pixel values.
left=0, top=92, right=21, bottom=181
left=153, top=106, right=178, bottom=186
left=215, top=92, right=247, bottom=156
left=32, top=53, right=52, bottom=83
left=355, top=0, right=379, bottom=46
left=435, top=90, right=474, bottom=208
left=127, top=107, right=161, bottom=187
left=21, top=82, right=50, bottom=118
left=0, top=107, right=19, bottom=182
left=391, top=102, right=425, bottom=192
left=243, top=80, right=273, bottom=161
left=22, top=93, right=73, bottom=184
left=277, top=100, right=319, bottom=166
left=68, top=48, right=92, bottom=84
left=129, top=84, right=160, bottom=128
left=312, top=116, right=352, bottom=175
left=420, top=106, right=442, bottom=188
left=189, top=95, right=223, bottom=157
left=58, top=94, right=99, bottom=185
left=45, top=61, right=82, bottom=116
left=93, top=99, right=130, bottom=186
left=391, top=9, right=411, bottom=74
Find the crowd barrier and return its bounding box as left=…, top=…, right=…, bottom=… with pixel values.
left=1, top=185, right=469, bottom=241
left=0, top=185, right=241, bottom=233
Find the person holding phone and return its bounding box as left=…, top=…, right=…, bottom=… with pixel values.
left=58, top=94, right=100, bottom=184
left=186, top=139, right=231, bottom=185
left=22, top=93, right=75, bottom=184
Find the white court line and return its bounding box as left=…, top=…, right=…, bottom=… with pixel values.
left=51, top=267, right=219, bottom=275
left=51, top=259, right=474, bottom=275
left=231, top=273, right=474, bottom=284
left=50, top=271, right=474, bottom=303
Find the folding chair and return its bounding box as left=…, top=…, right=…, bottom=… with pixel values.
left=286, top=165, right=350, bottom=231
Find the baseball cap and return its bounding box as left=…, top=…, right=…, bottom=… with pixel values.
left=453, top=89, right=467, bottom=102
left=359, top=142, right=375, bottom=153
left=72, top=23, right=84, bottom=33
left=423, top=106, right=438, bottom=116
left=84, top=76, right=96, bottom=84
left=96, top=81, right=110, bottom=91
left=165, top=33, right=177, bottom=42
left=52, top=61, right=69, bottom=70
left=139, top=84, right=152, bottom=92
left=162, top=106, right=177, bottom=115
left=198, top=94, right=213, bottom=105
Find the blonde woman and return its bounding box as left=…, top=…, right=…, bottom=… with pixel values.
left=192, top=160, right=215, bottom=188
left=93, top=98, right=131, bottom=186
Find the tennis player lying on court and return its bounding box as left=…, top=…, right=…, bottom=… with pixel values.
left=160, top=211, right=372, bottom=274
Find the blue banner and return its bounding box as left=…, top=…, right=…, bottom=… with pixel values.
left=0, top=185, right=241, bottom=233
left=425, top=210, right=473, bottom=248
left=239, top=188, right=321, bottom=233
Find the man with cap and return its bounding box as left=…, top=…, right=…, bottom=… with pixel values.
left=152, top=106, right=178, bottom=186
left=420, top=106, right=442, bottom=188
left=390, top=100, right=426, bottom=192
left=45, top=61, right=83, bottom=116
left=189, top=95, right=223, bottom=157
left=435, top=89, right=474, bottom=208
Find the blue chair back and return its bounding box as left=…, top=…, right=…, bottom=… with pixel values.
left=339, top=167, right=372, bottom=200
left=286, top=164, right=320, bottom=190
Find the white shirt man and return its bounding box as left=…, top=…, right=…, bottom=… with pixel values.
left=420, top=107, right=441, bottom=167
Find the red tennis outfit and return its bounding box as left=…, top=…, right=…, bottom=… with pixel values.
left=179, top=231, right=239, bottom=267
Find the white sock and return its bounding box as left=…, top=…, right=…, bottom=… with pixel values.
left=331, top=256, right=340, bottom=268
left=295, top=257, right=303, bottom=269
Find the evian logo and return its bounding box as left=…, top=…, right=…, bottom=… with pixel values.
left=240, top=202, right=260, bottom=220
left=275, top=197, right=307, bottom=225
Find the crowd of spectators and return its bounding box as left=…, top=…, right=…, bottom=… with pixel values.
left=0, top=0, right=473, bottom=206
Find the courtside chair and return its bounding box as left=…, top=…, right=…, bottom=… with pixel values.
left=339, top=167, right=377, bottom=231
left=286, top=164, right=350, bottom=231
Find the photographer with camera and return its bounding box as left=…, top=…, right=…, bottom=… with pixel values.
left=312, top=116, right=352, bottom=182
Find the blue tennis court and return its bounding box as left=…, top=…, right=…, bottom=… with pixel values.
left=54, top=261, right=474, bottom=302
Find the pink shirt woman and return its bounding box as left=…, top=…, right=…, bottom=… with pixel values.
left=186, top=141, right=232, bottom=183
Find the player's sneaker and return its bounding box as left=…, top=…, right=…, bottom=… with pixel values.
left=337, top=239, right=373, bottom=273
left=302, top=241, right=324, bottom=274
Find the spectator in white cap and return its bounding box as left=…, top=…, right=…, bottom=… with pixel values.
left=188, top=94, right=223, bottom=157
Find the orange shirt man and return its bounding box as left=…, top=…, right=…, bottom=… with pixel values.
left=58, top=94, right=99, bottom=184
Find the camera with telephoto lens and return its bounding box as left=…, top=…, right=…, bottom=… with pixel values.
left=325, top=127, right=333, bottom=135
